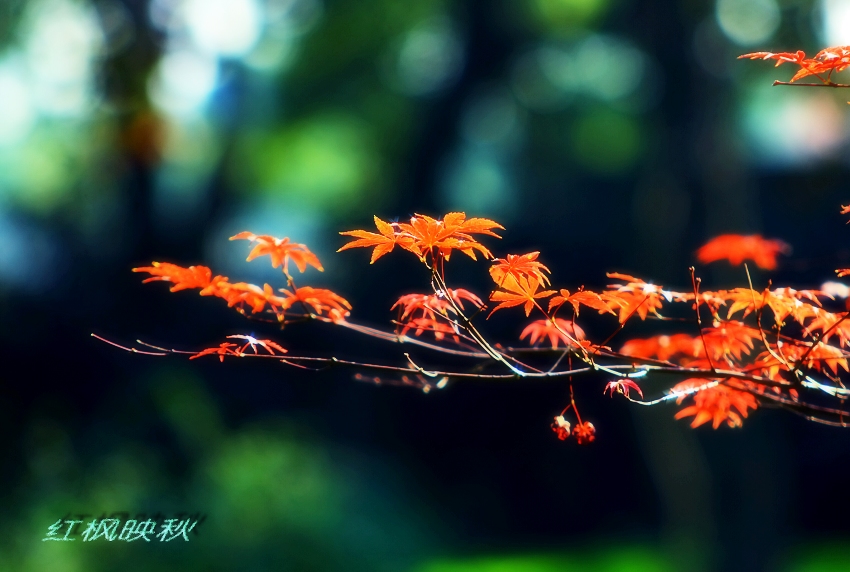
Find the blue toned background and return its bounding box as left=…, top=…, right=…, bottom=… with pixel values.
left=1, top=0, right=850, bottom=570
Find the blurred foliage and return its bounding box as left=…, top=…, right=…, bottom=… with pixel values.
left=233, top=112, right=382, bottom=213
left=1, top=368, right=434, bottom=571
left=415, top=546, right=673, bottom=572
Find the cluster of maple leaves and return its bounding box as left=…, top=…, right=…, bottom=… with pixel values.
left=131, top=205, right=850, bottom=442
left=740, top=46, right=850, bottom=84
left=134, top=233, right=351, bottom=323
left=127, top=46, right=850, bottom=443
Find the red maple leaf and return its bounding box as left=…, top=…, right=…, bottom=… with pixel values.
left=519, top=318, right=585, bottom=348
left=132, top=262, right=214, bottom=292
left=696, top=234, right=791, bottom=270
left=189, top=342, right=241, bottom=362
left=620, top=334, right=699, bottom=363
left=604, top=379, right=644, bottom=400
left=740, top=46, right=850, bottom=83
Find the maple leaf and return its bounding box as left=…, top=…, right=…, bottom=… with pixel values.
left=392, top=288, right=483, bottom=320
left=620, top=334, right=699, bottom=363
left=548, top=288, right=614, bottom=316
left=722, top=287, right=823, bottom=325
left=488, top=274, right=556, bottom=317
left=338, top=216, right=415, bottom=263
left=672, top=379, right=758, bottom=429
left=398, top=316, right=459, bottom=341
left=604, top=379, right=644, bottom=400
left=230, top=232, right=323, bottom=273
left=190, top=342, right=241, bottom=362
left=226, top=335, right=287, bottom=356
left=133, top=262, right=213, bottom=292
left=804, top=309, right=850, bottom=348
left=279, top=286, right=352, bottom=321
left=696, top=234, right=791, bottom=270
left=781, top=341, right=850, bottom=375
left=672, top=290, right=728, bottom=316
left=700, top=321, right=761, bottom=362
left=738, top=50, right=807, bottom=67
left=490, top=252, right=551, bottom=287
left=392, top=288, right=482, bottom=341
left=203, top=280, right=285, bottom=315
left=519, top=318, right=585, bottom=348
left=396, top=212, right=504, bottom=261
left=739, top=47, right=850, bottom=83
left=604, top=273, right=671, bottom=322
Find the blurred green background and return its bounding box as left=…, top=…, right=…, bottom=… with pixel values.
left=2, top=0, right=850, bottom=570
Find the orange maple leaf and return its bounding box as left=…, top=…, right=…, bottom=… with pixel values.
left=722, top=287, right=823, bottom=325
left=804, top=309, right=850, bottom=348
left=279, top=286, right=352, bottom=322
left=604, top=273, right=671, bottom=323
left=700, top=321, right=761, bottom=362
left=490, top=252, right=551, bottom=287
left=488, top=274, right=556, bottom=317
left=672, top=379, right=758, bottom=429
left=202, top=280, right=286, bottom=315
left=397, top=212, right=503, bottom=261
left=519, top=318, right=585, bottom=348
left=781, top=341, right=850, bottom=375
left=696, top=234, right=791, bottom=270
left=230, top=232, right=323, bottom=274
left=620, top=334, right=699, bottom=363
left=548, top=288, right=615, bottom=317
left=338, top=216, right=415, bottom=263
left=133, top=262, right=214, bottom=292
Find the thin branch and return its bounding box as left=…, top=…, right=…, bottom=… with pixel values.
left=773, top=80, right=850, bottom=88
left=690, top=267, right=716, bottom=372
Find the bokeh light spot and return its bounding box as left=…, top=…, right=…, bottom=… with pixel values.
left=388, top=17, right=464, bottom=96
left=741, top=87, right=847, bottom=167
left=184, top=0, right=263, bottom=58
left=715, top=0, right=780, bottom=47
left=148, top=48, right=219, bottom=117
left=819, top=0, right=850, bottom=47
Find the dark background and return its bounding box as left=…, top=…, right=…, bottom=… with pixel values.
left=2, top=0, right=850, bottom=570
